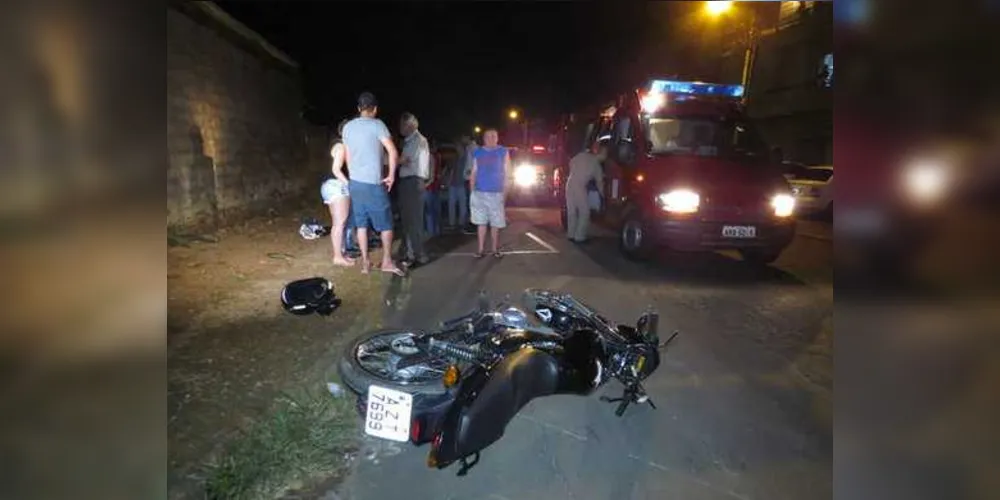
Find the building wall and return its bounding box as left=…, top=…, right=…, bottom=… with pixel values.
left=746, top=2, right=833, bottom=165
left=167, top=4, right=324, bottom=230
left=715, top=2, right=833, bottom=165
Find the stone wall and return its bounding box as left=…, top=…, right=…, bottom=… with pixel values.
left=167, top=4, right=326, bottom=229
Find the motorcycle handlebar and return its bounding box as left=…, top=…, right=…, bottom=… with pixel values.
left=439, top=310, right=479, bottom=331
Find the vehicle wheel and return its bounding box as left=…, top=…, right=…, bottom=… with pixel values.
left=619, top=215, right=653, bottom=261
left=338, top=328, right=450, bottom=397
left=739, top=248, right=783, bottom=266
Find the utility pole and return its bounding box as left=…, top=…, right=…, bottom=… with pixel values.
left=739, top=7, right=759, bottom=104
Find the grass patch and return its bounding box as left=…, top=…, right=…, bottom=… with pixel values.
left=202, top=389, right=359, bottom=500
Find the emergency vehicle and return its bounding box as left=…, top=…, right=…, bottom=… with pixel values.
left=507, top=144, right=561, bottom=205
left=570, top=79, right=797, bottom=265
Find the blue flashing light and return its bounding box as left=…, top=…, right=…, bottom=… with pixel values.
left=649, top=80, right=745, bottom=98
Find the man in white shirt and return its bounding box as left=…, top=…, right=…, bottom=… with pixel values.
left=397, top=112, right=431, bottom=266
left=565, top=143, right=607, bottom=243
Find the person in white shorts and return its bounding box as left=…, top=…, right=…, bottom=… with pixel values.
left=322, top=119, right=354, bottom=267
left=469, top=129, right=510, bottom=258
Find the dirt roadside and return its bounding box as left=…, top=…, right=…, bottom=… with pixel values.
left=168, top=206, right=392, bottom=499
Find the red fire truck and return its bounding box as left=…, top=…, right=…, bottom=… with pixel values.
left=566, top=79, right=797, bottom=265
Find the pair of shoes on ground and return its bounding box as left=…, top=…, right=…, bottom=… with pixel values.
left=473, top=251, right=503, bottom=259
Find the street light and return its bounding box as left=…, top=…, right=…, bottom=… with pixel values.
left=474, top=126, right=482, bottom=134
left=703, top=1, right=756, bottom=101
left=704, top=1, right=733, bottom=16
left=508, top=109, right=527, bottom=147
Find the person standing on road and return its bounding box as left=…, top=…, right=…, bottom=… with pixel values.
left=469, top=129, right=510, bottom=258
left=565, top=142, right=607, bottom=243
left=461, top=135, right=478, bottom=234
left=341, top=92, right=406, bottom=276
left=447, top=135, right=474, bottom=231
left=423, top=143, right=442, bottom=238
left=396, top=112, right=431, bottom=266
left=323, top=119, right=355, bottom=266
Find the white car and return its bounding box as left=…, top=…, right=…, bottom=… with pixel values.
left=788, top=165, right=833, bottom=216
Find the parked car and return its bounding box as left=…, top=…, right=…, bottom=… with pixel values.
left=788, top=165, right=833, bottom=218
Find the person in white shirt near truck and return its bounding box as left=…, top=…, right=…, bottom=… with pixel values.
left=565, top=142, right=608, bottom=243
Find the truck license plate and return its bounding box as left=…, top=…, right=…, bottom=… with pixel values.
left=721, top=225, right=757, bottom=238
left=364, top=385, right=413, bottom=442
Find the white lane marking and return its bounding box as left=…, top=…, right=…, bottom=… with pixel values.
left=525, top=231, right=559, bottom=253
left=443, top=250, right=559, bottom=257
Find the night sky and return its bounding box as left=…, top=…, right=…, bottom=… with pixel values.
left=217, top=2, right=717, bottom=139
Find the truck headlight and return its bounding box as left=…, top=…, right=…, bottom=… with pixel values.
left=771, top=194, right=795, bottom=217
left=904, top=158, right=949, bottom=204
left=656, top=189, right=700, bottom=213
left=514, top=165, right=538, bottom=187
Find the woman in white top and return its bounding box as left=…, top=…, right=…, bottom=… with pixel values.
left=321, top=119, right=354, bottom=266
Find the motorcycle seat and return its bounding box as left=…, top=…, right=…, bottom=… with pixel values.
left=455, top=348, right=560, bottom=455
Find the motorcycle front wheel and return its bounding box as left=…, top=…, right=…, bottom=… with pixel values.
left=338, top=328, right=451, bottom=396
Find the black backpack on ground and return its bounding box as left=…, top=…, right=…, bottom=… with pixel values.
left=280, top=277, right=341, bottom=316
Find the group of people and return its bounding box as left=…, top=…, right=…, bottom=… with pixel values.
left=320, top=91, right=512, bottom=276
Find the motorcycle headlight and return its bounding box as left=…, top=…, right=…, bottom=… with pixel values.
left=655, top=189, right=700, bottom=213
left=514, top=164, right=538, bottom=187
left=771, top=194, right=795, bottom=217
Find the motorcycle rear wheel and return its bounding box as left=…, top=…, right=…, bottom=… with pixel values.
left=338, top=328, right=451, bottom=396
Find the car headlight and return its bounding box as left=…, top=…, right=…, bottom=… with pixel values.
left=514, top=165, right=538, bottom=187
left=771, top=194, right=795, bottom=217
left=904, top=158, right=949, bottom=204
left=656, top=189, right=700, bottom=213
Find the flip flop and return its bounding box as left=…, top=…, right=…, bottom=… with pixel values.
left=381, top=265, right=407, bottom=277
left=473, top=252, right=485, bottom=259
left=493, top=251, right=503, bottom=259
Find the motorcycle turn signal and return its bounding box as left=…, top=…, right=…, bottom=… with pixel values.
left=442, top=365, right=461, bottom=388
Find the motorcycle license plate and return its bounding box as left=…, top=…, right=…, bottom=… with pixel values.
left=721, top=225, right=757, bottom=238
left=364, top=385, right=413, bottom=442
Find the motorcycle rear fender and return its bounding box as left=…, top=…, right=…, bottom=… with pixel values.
left=408, top=391, right=458, bottom=445
left=430, top=348, right=561, bottom=468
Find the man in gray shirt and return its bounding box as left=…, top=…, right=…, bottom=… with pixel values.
left=341, top=92, right=405, bottom=276
left=396, top=112, right=431, bottom=266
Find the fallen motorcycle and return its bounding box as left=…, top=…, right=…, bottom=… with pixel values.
left=337, top=288, right=679, bottom=475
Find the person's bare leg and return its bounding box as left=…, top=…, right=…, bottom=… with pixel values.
left=379, top=230, right=405, bottom=275
left=476, top=225, right=487, bottom=256
left=357, top=227, right=371, bottom=273
left=330, top=199, right=354, bottom=266
left=490, top=227, right=501, bottom=254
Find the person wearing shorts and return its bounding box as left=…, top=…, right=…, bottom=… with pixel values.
left=323, top=119, right=354, bottom=266
left=469, top=128, right=510, bottom=258
left=341, top=91, right=405, bottom=276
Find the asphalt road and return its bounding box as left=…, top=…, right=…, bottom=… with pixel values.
left=333, top=208, right=832, bottom=500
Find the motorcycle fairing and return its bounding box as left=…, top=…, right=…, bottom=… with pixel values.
left=432, top=347, right=560, bottom=468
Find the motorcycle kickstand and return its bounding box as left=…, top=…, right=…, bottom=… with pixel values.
left=456, top=452, right=481, bottom=476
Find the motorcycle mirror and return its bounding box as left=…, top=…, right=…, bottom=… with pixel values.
left=637, top=309, right=659, bottom=341
left=477, top=290, right=489, bottom=312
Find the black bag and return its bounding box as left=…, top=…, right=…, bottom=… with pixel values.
left=280, top=277, right=341, bottom=316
